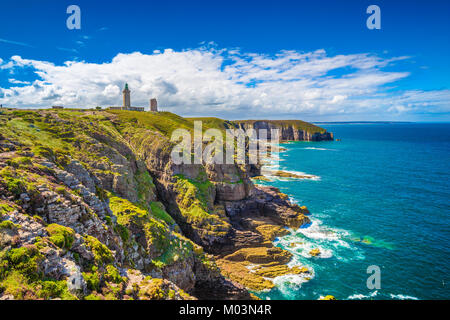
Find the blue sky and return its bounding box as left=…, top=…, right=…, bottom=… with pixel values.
left=1, top=0, right=449, bottom=121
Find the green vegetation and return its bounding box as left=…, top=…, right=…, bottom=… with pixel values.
left=0, top=167, right=27, bottom=197
left=2, top=117, right=72, bottom=155
left=84, top=293, right=104, bottom=300
left=135, top=168, right=155, bottom=205
left=0, top=246, right=43, bottom=281
left=173, top=174, right=230, bottom=236
left=0, top=220, right=20, bottom=231
left=82, top=264, right=123, bottom=297
left=150, top=201, right=175, bottom=226
left=0, top=245, right=76, bottom=299
left=6, top=156, right=32, bottom=169
left=37, top=280, right=76, bottom=300
left=0, top=203, right=15, bottom=216
left=110, top=110, right=194, bottom=137
left=0, top=271, right=37, bottom=300
left=107, top=192, right=197, bottom=268
left=82, top=268, right=101, bottom=292
left=108, top=194, right=171, bottom=257
left=82, top=263, right=124, bottom=300
left=0, top=110, right=117, bottom=172
left=135, top=277, right=191, bottom=300
left=84, top=235, right=114, bottom=265
left=104, top=265, right=124, bottom=284
left=114, top=223, right=129, bottom=242
left=185, top=117, right=235, bottom=132
left=174, top=175, right=213, bottom=221
left=185, top=117, right=328, bottom=135
left=46, top=224, right=75, bottom=250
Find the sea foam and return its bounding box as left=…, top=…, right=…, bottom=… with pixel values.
left=348, top=291, right=378, bottom=300
left=303, top=147, right=335, bottom=151
left=389, top=294, right=418, bottom=300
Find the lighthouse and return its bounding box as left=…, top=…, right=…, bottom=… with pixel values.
left=123, top=83, right=131, bottom=108
left=108, top=83, right=144, bottom=111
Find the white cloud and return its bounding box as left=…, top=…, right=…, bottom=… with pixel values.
left=8, top=79, right=31, bottom=85
left=0, top=61, right=14, bottom=70
left=0, top=46, right=448, bottom=119
left=102, top=84, right=120, bottom=97
left=330, top=95, right=347, bottom=104
left=0, top=38, right=34, bottom=48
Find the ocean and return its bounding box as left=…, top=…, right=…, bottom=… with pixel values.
left=256, top=123, right=450, bottom=300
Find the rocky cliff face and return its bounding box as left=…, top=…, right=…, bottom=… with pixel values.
left=235, top=120, right=334, bottom=141
left=0, top=109, right=320, bottom=300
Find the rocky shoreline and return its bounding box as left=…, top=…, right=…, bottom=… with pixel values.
left=0, top=109, right=328, bottom=300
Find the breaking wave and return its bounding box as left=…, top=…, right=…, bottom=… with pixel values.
left=348, top=291, right=378, bottom=300
left=303, top=147, right=336, bottom=151
left=389, top=294, right=418, bottom=300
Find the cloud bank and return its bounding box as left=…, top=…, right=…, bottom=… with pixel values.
left=0, top=46, right=449, bottom=120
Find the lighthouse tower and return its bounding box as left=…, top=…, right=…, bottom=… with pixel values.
left=123, top=83, right=131, bottom=109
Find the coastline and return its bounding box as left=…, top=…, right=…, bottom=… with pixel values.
left=2, top=110, right=440, bottom=300
left=0, top=109, right=328, bottom=300
left=249, top=142, right=326, bottom=299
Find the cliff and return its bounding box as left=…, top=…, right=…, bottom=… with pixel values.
left=187, top=118, right=334, bottom=142
left=0, top=109, right=323, bottom=300
left=234, top=120, right=333, bottom=141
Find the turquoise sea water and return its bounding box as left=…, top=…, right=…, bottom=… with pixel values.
left=256, top=123, right=450, bottom=300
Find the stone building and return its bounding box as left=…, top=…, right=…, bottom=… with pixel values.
left=150, top=98, right=158, bottom=112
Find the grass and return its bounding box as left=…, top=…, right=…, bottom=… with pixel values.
left=108, top=193, right=171, bottom=258
left=135, top=168, right=156, bottom=205
left=0, top=220, right=20, bottom=231
left=0, top=203, right=15, bottom=216
left=173, top=174, right=230, bottom=236
left=186, top=117, right=235, bottom=131
left=107, top=192, right=197, bottom=267
left=84, top=235, right=114, bottom=266
left=110, top=110, right=194, bottom=137
left=46, top=224, right=75, bottom=250
left=150, top=202, right=175, bottom=226
left=0, top=245, right=76, bottom=300
left=4, top=118, right=71, bottom=153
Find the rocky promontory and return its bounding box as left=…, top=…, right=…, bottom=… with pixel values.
left=234, top=120, right=334, bottom=141
left=0, top=109, right=325, bottom=300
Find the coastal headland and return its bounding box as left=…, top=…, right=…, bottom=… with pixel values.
left=0, top=108, right=332, bottom=300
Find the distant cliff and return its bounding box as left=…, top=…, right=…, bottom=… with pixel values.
left=234, top=120, right=333, bottom=141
